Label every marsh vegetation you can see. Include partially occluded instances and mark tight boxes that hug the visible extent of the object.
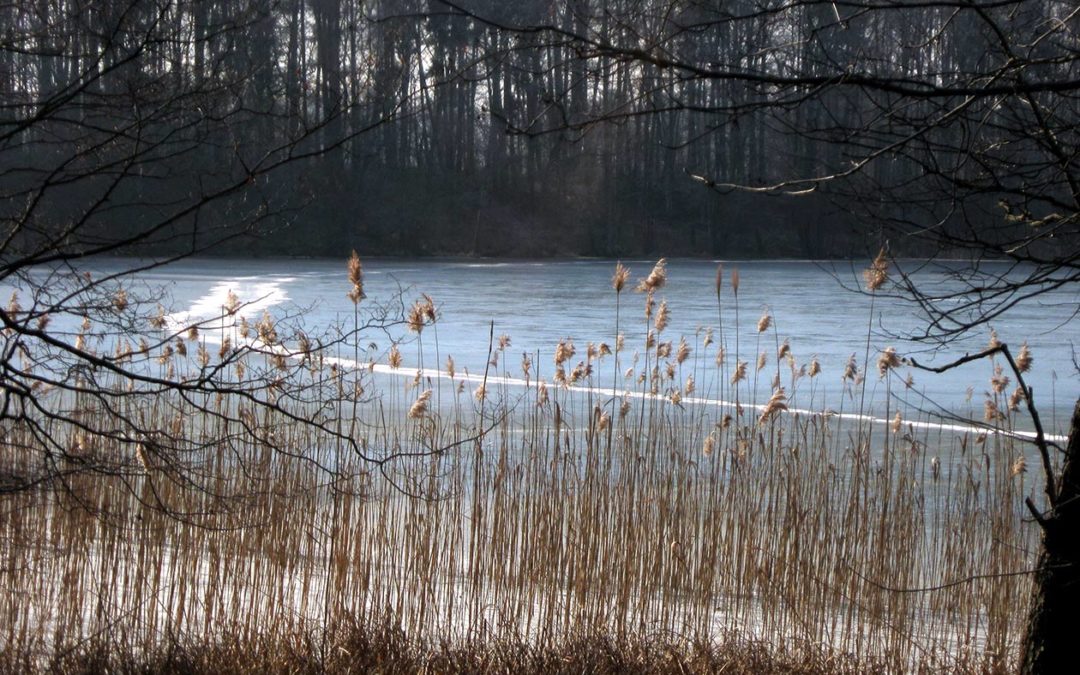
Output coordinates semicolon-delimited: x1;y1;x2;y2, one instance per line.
0;257;1054;673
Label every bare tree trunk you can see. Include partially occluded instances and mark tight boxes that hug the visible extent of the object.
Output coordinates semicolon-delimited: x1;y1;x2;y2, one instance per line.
1021;397;1080;674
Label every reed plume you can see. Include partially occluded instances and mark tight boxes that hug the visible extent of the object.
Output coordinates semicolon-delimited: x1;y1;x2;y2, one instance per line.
863;248;889;292
757;310;771;333
676;338;689;365
843;354;858;381
1008;386;1025;411
1011;456;1027;477
636;258;667;292
407;301;426;333
347;251;365;303
702;433;716;457
149;305;167;329
731;360;747;384
1016;342;1032;372
877;347;901;377
225;290;241;315
113;288;128;313
655;300;670;333
991;364;1010;394
612;262;630;293
759;388;787;424
408;389;432;419
554;339;575;366
777;339;790;360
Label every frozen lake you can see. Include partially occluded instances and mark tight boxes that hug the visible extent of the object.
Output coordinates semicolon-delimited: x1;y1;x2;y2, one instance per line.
6;256;1077;435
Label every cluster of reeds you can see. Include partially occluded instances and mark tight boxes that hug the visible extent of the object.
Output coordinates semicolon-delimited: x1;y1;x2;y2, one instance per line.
0;256;1048;673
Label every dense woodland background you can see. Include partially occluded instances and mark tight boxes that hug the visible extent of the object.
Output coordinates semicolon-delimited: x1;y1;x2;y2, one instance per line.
2;0;1076;258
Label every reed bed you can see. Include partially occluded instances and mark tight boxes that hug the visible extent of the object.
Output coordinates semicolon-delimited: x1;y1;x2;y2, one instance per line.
0;259;1046;673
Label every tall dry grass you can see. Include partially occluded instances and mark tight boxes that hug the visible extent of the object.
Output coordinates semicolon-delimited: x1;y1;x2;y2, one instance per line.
0;259;1047;673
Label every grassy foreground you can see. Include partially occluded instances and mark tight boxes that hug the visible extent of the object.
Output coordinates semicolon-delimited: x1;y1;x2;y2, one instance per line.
10;620;902;674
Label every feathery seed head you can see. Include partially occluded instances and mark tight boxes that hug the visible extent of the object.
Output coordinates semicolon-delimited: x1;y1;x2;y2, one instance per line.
407;301;426;333
703;434;716;457
1008;385;1025;411
657;341;672;360
759;388;788;424
756;310;771;333
676;337;690;365
778;339;790;360
863;248;889;292
731;360;747;384
654;300;670;333
843;354;858;382
225;290;241;315
347;250;365;303
409;389;432;419
636;258;667;293
991;363;1010;394
554;339;575;366
597;410;611;431
113;289;128;313
1011;456;1027;477
149;305;167;330
421;294;437;322
612;262;630;293
877;347;902;377
1016;342;1032;372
